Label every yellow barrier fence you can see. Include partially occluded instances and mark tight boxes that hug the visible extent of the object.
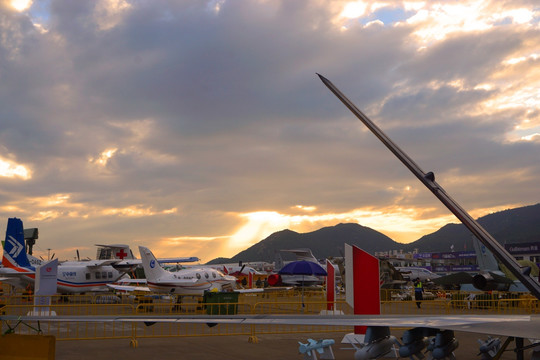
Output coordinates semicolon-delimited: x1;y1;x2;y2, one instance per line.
1;290;538;346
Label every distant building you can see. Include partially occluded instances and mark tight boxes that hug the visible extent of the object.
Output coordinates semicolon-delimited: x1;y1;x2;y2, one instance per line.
504;241;540;265
378;240;540;275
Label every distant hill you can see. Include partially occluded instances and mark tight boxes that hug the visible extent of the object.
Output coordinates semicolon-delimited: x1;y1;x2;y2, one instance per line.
207;203;540;264
207;223;400;264
402;203;540;252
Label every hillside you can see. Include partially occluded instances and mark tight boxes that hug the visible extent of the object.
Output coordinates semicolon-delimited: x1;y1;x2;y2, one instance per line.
208;223;400;264
207;203;540;264
403;203;540;252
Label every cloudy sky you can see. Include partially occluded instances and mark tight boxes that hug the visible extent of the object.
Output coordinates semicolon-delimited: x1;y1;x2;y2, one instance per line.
1;0;539;262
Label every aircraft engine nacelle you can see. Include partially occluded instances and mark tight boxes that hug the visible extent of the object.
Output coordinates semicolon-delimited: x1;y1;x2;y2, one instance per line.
353;327;397;360
473;273;509;291
267;274;282;286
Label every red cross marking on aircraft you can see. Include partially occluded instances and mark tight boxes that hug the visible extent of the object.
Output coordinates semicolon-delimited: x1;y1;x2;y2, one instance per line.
116;249;128;260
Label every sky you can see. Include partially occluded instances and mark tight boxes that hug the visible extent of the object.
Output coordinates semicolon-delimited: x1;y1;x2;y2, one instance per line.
0;0;539;263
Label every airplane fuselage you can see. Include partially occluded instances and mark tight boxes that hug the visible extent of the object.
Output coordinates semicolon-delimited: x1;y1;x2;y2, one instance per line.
4;263;129;293
147;267;236;295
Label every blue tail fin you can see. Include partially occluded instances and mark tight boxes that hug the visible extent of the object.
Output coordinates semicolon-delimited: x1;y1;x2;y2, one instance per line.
2;217;33;269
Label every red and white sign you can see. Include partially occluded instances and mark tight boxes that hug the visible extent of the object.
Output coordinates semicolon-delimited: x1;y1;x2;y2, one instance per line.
345;244;380;334
326;259;336;311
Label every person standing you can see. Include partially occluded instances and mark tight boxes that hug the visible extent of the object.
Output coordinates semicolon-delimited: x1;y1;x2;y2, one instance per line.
414;277;424;308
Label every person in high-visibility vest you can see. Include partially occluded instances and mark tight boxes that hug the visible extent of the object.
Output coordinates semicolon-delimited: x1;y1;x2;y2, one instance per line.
414;277;424;308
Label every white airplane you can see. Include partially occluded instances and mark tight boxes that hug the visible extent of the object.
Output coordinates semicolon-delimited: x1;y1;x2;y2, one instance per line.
179;263;264;279
95;243;200;264
0;218;134;293
107;246;238;296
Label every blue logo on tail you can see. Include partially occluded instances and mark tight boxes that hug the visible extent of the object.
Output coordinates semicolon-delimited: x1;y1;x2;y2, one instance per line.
4;218;33;270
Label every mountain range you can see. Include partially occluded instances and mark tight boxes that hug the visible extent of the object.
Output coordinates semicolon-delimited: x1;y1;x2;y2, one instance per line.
207;203;540;264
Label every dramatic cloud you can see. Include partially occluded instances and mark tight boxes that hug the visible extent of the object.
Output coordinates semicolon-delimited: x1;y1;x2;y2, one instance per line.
0;0;539;261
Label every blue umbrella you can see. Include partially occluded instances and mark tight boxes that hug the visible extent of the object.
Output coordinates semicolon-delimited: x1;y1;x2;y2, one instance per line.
279;261;327;310
279;260;328;276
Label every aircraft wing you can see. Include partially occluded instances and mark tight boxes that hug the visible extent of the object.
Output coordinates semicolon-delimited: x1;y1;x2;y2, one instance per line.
156;257;200;263
111;257;200;268
84;260;119;268
432;271;516;292
155;278;198;285
487;271;515;285
0;267;35;276
0;267;33;288
1;314;538;339
107;284;151;292
0;277;25;287
110;260;141;269
432;272;474;286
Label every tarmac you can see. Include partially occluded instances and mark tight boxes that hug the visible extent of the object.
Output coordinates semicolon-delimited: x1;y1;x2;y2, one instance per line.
54;330;534;359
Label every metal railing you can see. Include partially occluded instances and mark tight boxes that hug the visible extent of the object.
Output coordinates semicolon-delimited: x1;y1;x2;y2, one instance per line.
1;289;538;346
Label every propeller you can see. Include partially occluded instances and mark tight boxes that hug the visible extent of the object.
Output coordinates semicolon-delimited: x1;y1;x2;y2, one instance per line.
77;249;80;261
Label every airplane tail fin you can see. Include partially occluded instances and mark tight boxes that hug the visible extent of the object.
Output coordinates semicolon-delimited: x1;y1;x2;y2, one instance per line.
138;246;169;282
274;251;284;271
111;245;135;260
2;217;33;269
471;236;500;272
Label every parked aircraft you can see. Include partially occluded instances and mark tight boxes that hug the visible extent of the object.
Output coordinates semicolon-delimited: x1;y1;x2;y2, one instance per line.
2;76;539;359
95;243;200;265
107;246;237;295
396;266;441;282
433;236;538;292
0;218;133;293
180;263;263;278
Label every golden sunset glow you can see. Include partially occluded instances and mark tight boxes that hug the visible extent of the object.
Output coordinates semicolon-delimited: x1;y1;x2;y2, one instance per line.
102;206;178;217
155;235;230;261
10;0;32;12
294;205;317;212
215;206;459;259
90;148;118;166
1;1;538;263
0;157;31;179
340;1;368;19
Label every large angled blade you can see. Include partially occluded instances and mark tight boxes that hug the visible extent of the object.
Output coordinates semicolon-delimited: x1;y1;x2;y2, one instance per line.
317;73;540;300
